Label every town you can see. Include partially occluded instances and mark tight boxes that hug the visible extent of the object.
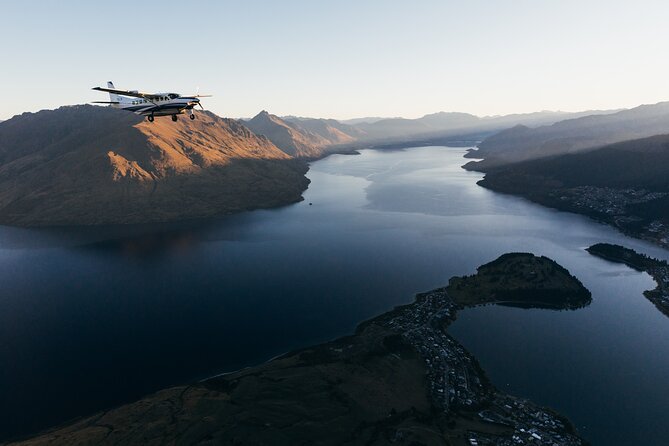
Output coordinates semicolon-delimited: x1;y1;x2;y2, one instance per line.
379;287;584;445
553;186;669;248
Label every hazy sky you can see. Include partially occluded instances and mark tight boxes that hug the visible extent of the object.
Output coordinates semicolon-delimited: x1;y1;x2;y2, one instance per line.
3;0;669;120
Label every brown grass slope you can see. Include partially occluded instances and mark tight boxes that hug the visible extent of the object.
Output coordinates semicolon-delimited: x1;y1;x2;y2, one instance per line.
0;105;309;226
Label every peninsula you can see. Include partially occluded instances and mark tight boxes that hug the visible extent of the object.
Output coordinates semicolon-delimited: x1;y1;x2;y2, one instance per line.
587;243;669;317
10;254;590;446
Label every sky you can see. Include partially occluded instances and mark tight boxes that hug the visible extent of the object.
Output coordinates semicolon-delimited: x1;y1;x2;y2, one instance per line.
2;0;669;121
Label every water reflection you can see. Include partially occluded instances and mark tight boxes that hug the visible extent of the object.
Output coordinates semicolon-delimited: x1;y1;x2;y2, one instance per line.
76;231;198;258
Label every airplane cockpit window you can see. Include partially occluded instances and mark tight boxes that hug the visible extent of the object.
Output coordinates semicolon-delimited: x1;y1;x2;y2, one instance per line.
169;93;179;99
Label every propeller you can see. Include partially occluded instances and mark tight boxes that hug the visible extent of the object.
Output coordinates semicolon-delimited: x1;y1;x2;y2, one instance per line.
185;87;212;111
185;86;213;98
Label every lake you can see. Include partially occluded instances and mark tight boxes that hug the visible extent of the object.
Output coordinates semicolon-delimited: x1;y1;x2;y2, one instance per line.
1;146;667;445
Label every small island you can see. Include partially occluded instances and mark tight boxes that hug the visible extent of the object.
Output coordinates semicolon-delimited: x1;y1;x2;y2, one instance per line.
11;254;589;446
587;243;669;318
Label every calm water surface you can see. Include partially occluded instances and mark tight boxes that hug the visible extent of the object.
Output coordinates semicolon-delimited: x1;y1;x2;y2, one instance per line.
1;147;667;444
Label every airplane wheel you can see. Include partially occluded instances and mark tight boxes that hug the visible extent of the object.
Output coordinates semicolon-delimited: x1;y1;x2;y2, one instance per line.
171;115;178;122
147;115;154;122
189;114;195;120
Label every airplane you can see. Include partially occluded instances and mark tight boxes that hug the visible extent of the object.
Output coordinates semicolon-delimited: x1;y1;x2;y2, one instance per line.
92;81;211;122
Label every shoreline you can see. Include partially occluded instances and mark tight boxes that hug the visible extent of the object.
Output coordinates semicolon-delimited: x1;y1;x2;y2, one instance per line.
462;154;669;251
587;243;669;317
9;253;589;446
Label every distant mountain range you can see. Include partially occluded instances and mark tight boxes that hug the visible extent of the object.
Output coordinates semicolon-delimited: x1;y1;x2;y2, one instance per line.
0;106;309;226
467;101;669;169
344;109;617;143
242;109;619;156
338;116;397;125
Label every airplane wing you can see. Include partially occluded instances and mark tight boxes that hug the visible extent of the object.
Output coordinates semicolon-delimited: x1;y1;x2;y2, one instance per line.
92;86;159;99
91;101;120;104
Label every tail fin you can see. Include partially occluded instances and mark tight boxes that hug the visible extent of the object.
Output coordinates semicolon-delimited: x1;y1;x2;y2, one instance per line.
107;81;120;103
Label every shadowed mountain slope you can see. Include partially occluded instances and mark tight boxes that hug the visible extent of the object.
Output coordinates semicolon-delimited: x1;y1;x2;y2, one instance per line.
468;101;669;169
475;133;669;247
479;133;669;191
0;106;309;226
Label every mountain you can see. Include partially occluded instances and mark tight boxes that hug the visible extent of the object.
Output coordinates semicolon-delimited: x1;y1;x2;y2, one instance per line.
480;133;669;192
282;116;365;144
243;111;331;158
468;101;669;169
339;116;397;125
353;112;478;141
476;133;669;247
349;109;617;143
0;105;309;226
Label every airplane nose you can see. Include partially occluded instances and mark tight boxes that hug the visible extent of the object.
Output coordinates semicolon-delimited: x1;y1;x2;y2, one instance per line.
190;97;203;110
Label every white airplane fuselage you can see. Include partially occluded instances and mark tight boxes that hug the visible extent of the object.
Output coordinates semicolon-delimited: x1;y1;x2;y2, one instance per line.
93;82;208;122
113;93;201;117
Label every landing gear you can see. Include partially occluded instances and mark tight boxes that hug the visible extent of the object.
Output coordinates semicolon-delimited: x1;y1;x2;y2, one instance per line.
147;114;154;122
171;114;178;122
189;113;196;120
